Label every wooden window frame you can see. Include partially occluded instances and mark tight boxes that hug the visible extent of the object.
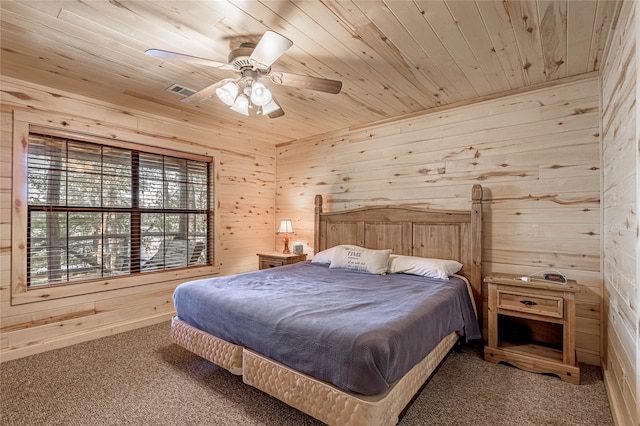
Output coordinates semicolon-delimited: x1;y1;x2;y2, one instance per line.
11;114;219;305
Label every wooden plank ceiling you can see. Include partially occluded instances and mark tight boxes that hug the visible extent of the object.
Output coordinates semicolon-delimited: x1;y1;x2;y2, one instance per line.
0;0;621;144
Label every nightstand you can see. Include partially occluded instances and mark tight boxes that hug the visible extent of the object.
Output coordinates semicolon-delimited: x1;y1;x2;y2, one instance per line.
257;252;307;270
483;272;580;384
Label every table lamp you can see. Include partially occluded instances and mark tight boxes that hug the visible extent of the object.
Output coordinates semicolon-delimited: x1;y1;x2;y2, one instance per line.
278;219;293;253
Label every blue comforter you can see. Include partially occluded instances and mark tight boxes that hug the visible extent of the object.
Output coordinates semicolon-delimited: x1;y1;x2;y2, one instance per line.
173;261;480;395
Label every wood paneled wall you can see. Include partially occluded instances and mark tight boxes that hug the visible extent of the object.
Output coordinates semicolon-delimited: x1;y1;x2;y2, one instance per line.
0;77;276;361
600;1;639;424
276;76;602;366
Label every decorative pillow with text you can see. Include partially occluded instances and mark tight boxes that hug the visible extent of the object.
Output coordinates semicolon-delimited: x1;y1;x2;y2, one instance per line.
329;246;392;275
311;245;360;264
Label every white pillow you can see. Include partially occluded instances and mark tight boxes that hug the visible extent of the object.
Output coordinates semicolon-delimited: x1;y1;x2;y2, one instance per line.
311;245;360;264
387;255;462;279
329;246;392;275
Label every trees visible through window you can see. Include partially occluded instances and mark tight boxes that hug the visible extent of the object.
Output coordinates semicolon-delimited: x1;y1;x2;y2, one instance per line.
27;133;213;287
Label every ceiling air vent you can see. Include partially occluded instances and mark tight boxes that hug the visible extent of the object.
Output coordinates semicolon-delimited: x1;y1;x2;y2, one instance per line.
166;83;197;97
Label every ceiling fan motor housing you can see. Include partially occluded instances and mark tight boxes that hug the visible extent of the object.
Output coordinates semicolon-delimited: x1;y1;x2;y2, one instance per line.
229;43;270;74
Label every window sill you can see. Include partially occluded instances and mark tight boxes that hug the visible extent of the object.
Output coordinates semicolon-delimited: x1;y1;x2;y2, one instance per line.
11;265;219;306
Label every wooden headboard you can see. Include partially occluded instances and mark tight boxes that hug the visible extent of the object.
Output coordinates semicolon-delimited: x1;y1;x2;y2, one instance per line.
314;185;483;311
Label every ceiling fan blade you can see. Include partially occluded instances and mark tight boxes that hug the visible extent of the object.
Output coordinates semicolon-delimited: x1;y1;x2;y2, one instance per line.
181;78;236;104
145;49;236;71
268;108;285;119
269;72;342;94
267;108;284;118
249;31;293;69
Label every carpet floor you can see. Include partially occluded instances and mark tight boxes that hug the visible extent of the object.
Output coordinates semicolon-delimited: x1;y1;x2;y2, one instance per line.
1;321;614;425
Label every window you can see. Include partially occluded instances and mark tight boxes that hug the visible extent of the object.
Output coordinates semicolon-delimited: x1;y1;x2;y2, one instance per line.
26;132;213;288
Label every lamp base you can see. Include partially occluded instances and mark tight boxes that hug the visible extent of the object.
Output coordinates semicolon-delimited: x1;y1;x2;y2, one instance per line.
282;236;291;254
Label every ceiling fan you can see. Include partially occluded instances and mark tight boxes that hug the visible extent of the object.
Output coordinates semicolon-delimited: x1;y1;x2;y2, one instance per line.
146;31;342;118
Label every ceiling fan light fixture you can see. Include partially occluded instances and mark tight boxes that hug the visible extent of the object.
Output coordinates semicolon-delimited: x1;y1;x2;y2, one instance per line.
216;81;239;106
230;94;250;116
147;30;342;119
261;98;281;115
250;82;272;106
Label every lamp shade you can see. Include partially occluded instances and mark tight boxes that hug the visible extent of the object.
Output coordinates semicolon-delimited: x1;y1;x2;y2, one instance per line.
261;98;281;115
216;81;239;106
250;82;273;106
230;94;250;116
278;219;293;234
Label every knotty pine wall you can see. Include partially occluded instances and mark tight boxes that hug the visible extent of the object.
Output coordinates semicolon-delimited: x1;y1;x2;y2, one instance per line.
0;77;276;361
600;1;639;424
276;76;602;366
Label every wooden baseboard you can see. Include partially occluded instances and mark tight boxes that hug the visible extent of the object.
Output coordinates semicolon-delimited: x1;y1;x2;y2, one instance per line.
0;312;174;363
602;367;637;426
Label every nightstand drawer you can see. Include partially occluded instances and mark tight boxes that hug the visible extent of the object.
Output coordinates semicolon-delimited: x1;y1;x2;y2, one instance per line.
497;290;563;319
257;253;307;270
260;258;286;269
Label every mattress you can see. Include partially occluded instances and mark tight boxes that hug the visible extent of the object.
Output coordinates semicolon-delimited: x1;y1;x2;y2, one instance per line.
173;261;480;395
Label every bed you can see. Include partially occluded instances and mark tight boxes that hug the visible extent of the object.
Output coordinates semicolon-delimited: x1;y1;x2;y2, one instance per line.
171;184;483;425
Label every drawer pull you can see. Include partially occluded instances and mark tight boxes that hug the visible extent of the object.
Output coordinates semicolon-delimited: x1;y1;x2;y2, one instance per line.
520;300;537;307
